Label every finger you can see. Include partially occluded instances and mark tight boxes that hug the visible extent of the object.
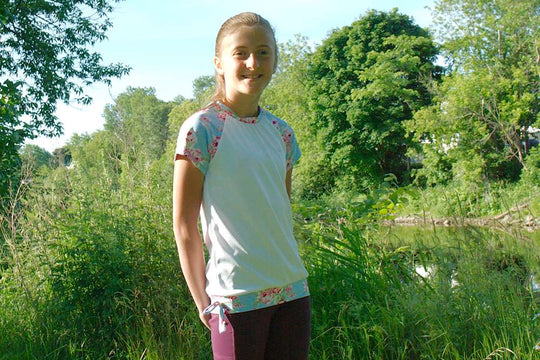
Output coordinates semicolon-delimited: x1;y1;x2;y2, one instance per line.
200;313;211;330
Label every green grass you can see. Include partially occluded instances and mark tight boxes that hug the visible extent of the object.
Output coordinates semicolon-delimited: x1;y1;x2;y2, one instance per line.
396;178;540;220
304;217;539;359
1;186;538;359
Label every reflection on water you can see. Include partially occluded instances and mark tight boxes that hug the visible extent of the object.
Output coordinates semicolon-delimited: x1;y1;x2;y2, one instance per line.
531;274;540;293
384;225;539;353
414;265;460;287
414;265;434;279
414;264;540;291
388;225;539;293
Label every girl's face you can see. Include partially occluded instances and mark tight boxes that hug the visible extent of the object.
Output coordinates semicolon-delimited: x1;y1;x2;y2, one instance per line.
214;25;276;103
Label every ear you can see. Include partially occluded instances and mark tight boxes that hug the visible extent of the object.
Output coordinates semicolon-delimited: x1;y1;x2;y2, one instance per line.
272;49;278;74
214;56;224;75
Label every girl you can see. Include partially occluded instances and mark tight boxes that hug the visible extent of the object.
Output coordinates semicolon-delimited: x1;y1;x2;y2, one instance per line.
172;12;311;360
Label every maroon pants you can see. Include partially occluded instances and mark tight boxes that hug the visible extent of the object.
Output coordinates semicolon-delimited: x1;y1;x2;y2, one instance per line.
209;296;311;360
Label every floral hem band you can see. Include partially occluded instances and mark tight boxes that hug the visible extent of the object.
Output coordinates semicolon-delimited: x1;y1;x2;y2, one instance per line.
203;278;310;333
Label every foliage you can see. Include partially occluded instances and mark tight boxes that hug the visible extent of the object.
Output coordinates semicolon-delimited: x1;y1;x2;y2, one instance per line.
1;4;539;359
103;87;173;166
521;145;540;187
192;75;215;99
0;0;130;200
306;9;440;193
0;84;214;357
19;144;53;171
261;35;325;198
303;194;538;359
167;75;216;147
0;129;22;200
0;0;130;138
3;140;537;359
405;0;540;186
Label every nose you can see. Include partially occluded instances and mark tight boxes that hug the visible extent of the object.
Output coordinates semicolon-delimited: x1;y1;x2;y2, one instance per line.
245;53;258;69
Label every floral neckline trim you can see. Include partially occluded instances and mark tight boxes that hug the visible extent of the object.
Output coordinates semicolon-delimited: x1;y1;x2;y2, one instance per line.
214;101;262;124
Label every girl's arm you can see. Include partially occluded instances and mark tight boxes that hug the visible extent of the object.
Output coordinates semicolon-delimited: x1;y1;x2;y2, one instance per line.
172;157;211;329
286;168;293;199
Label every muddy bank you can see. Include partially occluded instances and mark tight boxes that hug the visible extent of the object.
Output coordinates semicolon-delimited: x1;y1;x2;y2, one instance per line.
390;215;538;230
389;202;539;231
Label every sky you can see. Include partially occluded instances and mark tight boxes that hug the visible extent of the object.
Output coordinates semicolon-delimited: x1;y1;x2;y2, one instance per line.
28;0;436;152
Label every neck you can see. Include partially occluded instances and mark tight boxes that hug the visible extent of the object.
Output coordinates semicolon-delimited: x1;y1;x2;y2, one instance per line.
222;95;260;118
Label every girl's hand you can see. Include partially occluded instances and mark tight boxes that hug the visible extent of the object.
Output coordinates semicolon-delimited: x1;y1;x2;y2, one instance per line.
199;310;211;330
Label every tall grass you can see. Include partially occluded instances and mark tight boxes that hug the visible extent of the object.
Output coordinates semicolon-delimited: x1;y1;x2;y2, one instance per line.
301;191;539;359
1;175;538;359
397;177;539;220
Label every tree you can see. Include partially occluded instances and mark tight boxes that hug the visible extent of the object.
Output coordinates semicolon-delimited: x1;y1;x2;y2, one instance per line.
192;75;215;99
306;9;440;193
261;35;322;198
0;0;130;199
406;0;539;186
168;75;219;145
19;144;52;171
103;87;172;166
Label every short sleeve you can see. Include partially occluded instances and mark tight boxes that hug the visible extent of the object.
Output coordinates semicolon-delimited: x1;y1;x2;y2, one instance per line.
175;114;211;174
269;114;302;171
286;127;301;171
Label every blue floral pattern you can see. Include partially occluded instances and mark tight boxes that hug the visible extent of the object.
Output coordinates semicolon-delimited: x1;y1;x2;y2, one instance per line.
176;102;301;174
210;278;309;314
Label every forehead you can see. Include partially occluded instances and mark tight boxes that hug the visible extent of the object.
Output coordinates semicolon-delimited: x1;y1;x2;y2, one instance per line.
220;24;275;50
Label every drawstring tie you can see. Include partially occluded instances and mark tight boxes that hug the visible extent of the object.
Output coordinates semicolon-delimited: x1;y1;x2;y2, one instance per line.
202;302;229;333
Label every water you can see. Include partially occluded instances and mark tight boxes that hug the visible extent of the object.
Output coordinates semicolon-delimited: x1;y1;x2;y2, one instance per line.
531;274;540;294
382;224;540;292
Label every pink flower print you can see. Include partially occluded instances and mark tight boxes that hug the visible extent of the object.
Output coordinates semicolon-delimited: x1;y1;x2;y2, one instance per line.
207;103;221;112
271;120;280;130
228;296;244;310
184;148;203;164
258;290;273;304
258;287;282;304
208;136;221;159
218;110;232;121
185;130;196;145
282;129;293;147
239;117;257;124
284;285;297;300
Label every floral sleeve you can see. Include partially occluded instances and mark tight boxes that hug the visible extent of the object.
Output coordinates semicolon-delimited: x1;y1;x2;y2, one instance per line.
271;118;302;171
287;127;301;171
175;114;211;175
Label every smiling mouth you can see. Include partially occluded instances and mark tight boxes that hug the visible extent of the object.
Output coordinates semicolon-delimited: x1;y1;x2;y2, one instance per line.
242;75;262;79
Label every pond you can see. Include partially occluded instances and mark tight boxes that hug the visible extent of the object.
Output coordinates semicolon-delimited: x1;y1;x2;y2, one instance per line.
306;221;540;358
380;224;540;294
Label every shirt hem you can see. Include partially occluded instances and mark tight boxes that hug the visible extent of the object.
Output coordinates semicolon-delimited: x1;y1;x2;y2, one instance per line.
207;278;310;314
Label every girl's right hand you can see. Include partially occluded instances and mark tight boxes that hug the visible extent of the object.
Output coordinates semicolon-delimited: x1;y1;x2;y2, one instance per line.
199;310;211;330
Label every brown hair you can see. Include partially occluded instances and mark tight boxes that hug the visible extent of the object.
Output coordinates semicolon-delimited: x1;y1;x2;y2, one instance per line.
213;12;278;102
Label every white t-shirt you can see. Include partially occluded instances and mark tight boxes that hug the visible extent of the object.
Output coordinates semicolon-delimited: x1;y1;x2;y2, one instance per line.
175;101;308;300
